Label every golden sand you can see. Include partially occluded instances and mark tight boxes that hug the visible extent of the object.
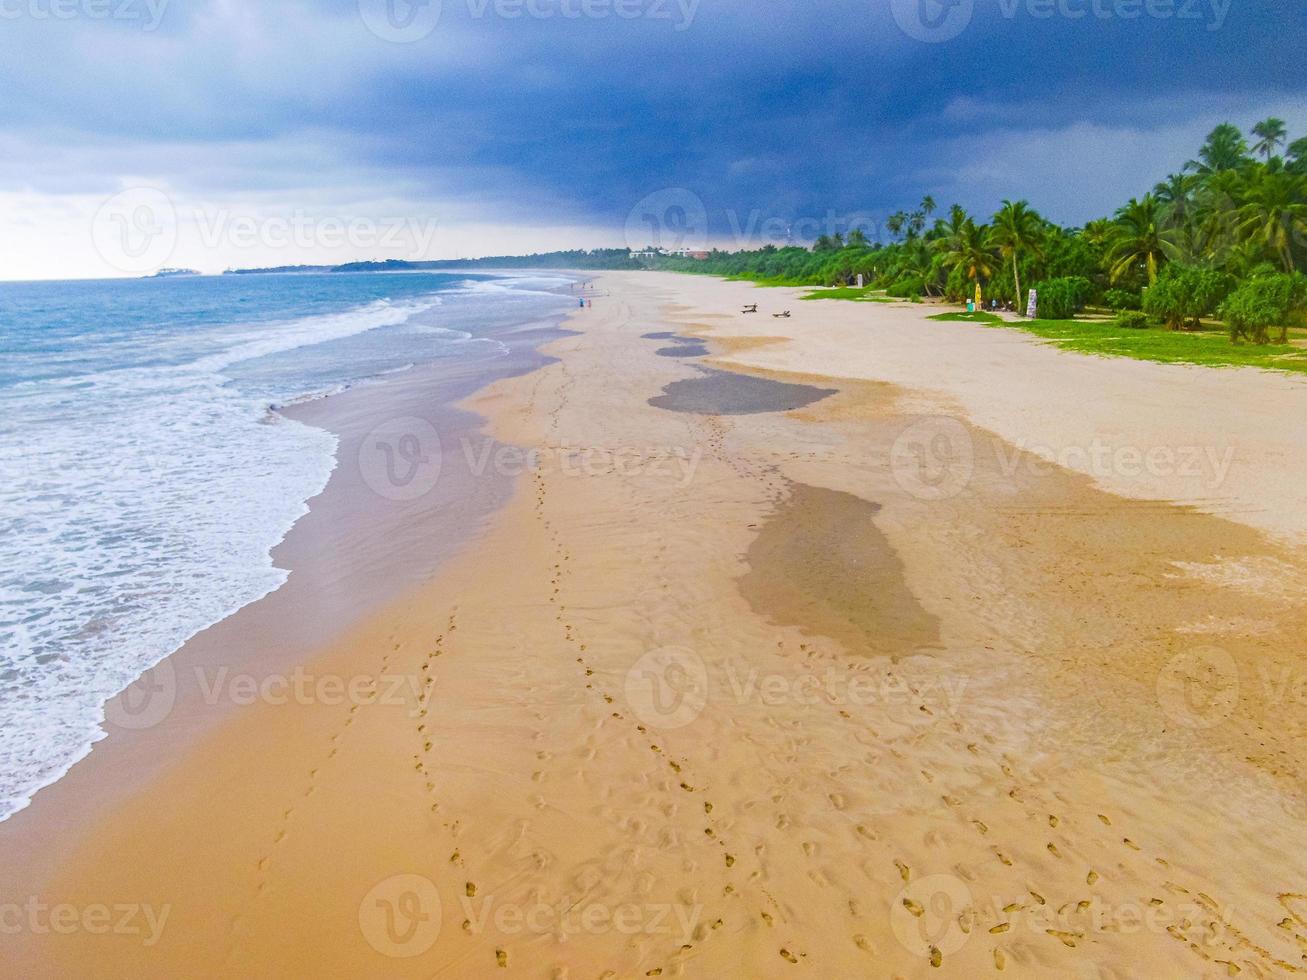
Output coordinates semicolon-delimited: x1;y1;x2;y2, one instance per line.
3;273;1306;978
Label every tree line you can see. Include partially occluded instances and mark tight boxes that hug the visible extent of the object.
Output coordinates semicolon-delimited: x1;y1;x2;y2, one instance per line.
654;120;1307;344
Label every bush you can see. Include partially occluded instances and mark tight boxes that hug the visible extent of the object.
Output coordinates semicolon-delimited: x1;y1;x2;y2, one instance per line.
886;275;926;298
1142;265;1235;330
1220;271;1307;344
1114;310;1150;330
1033;276;1093;319
1103;288;1142;311
943;265;968;303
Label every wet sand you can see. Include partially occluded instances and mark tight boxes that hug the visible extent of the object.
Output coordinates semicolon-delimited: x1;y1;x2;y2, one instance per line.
650;367;837;415
643;331;711;358
738;482;941;658
2;272;1306;978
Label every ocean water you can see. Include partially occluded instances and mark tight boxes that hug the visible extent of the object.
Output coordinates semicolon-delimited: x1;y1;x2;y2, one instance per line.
0;270;577;821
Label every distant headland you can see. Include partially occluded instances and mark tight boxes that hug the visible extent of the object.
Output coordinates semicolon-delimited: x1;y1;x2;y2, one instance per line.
222;251;645;275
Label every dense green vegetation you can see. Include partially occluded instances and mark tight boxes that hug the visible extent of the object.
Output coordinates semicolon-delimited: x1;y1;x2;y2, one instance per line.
653;120;1307;349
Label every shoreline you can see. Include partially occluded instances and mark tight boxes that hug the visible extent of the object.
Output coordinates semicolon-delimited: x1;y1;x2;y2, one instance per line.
0;275;574;827
0;310;571;875
3;271;1306;977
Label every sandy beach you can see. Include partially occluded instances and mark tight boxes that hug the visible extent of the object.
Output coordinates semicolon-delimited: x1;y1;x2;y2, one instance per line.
3;271;1307;978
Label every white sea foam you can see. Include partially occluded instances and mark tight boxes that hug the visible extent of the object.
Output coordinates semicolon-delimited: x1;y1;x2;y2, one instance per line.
0;280;564;821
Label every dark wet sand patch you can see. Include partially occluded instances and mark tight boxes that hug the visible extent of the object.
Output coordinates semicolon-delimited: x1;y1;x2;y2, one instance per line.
738;481;939;657
649;368;836;415
641;331;711;357
656;343;710;358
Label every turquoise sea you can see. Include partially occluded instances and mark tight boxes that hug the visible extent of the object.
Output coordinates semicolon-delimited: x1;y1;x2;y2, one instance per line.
0;270;576;820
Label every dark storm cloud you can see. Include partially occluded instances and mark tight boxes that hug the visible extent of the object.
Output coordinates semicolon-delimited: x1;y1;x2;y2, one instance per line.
0;0;1302;245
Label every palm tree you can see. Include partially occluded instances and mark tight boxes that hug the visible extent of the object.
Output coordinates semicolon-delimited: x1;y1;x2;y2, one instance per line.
1153;171;1196;229
1222;238;1271;279
1288;137;1307;175
1080;218;1114;247
1186;123;1250;176
900;239;937;292
933;204;969;243
886;211;906;241
921;195;937;218
1250;118;1288;160
1237;172;1307;271
907;210;926;239
1106;195;1166;286
1187;168;1247;264
935;217;994;297
1160;218;1223;268
987;199;1043;313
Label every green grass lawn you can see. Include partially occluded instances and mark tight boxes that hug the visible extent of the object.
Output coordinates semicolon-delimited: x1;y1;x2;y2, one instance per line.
800;286;894;302
928;311;1307;375
929;310;1002;323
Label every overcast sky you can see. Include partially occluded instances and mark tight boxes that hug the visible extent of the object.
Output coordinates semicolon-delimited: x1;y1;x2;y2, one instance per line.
0;0;1303;278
